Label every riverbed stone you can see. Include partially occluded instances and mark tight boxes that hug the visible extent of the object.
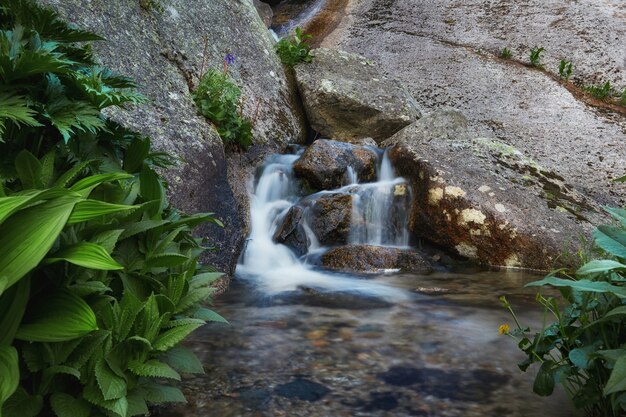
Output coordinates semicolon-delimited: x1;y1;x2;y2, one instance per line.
293;139;378;190
319;245;433;273
43;0;307;275
294;48;421;143
308;193;353;245
387;120;608;270
273;206;310;256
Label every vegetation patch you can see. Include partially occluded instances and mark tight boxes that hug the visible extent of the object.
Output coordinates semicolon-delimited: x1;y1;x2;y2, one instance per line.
0;1;226;416
275;27;313;68
501;207;626;417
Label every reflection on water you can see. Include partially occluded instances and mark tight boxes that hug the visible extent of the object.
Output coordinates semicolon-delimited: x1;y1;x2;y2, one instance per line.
159;269;577;417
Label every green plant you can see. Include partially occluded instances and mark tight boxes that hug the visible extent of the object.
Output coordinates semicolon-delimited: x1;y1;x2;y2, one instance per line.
139;0;165;13
0;1;226;416
620;89;626;106
585;81;612;100
500;207;626;417
529;46;545;67
501;47;512;59
559;59;573;82
274;27;313;68
192;68;253;149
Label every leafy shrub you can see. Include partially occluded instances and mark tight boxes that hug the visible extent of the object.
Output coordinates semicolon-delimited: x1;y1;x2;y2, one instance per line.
192;68;253;150
0;1;226;416
500;47;512;59
584;81;613;101
501;207;626;417
559;59;573;82
529;46;545;67
275;27;313;68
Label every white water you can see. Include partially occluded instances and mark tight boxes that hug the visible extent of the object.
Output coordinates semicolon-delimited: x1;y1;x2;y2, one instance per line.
236;151;412;301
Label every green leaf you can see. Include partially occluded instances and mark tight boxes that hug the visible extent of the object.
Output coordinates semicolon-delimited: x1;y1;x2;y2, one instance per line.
66;331;110;369
0;195;78;295
126;390;149;417
67;200;138;224
0;92;41;139
0;188;74;226
177;287;214;313
577;260;626;276
2;387;43;417
119;220;168;240
604;354;626;395
0;346;19;412
123;137;150;173
194;307;228;324
128;360;181;380
594;225;626;259
82;383;128;417
0;277;30;345
605;206;626;227
53;160;95;187
69;281;111;297
95;359;127;401
16;290;98;342
190;272;223;289
533;360;555;396
46;242;124;270
161;347;204;374
569;347;593;370
605;306;626;320
15;149;43;189
90;229;124;254
50;393;91;417
69;173;133;194
145;253;189;268
39;150;56;188
139;165;163;214
153;323;204;352
167;212;223;230
526;276;626;298
139;382;186;404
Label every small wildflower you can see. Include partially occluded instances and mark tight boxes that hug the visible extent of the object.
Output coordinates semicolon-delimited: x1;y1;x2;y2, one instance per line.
499;324;510;335
224;53;236;65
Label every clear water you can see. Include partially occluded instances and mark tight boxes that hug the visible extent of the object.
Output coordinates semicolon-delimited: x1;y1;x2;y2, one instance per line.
159;269;576;417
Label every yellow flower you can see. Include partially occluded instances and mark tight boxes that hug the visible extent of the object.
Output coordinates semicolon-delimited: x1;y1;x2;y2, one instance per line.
499;324;510;335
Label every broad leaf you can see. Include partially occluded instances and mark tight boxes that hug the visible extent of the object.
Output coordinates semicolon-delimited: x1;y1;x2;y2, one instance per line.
128;360;180;380
145;253;189;268
139;382;186;404
2;387;43;417
153;323;204;352
161;347;204;374
577;260;626;276
67;200;138;224
46;242;124;270
95;359;127;401
0;346;19;412
526;276;626;298
15;149;42;189
594;225;626;259
50;393;91;417
16;290;97;342
604;355;626;395
0;195;78;295
0;277;30;345
194;307;228;324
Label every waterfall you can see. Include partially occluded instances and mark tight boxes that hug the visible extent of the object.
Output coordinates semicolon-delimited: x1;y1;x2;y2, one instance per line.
236;150;411;301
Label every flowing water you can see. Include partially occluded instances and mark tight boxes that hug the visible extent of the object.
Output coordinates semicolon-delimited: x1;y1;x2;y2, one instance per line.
158;151;576;417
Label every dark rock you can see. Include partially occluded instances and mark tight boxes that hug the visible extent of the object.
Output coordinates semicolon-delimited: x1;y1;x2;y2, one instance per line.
319;245;433;274
379;366;509;402
293;139;377;190
387;115;608;270
308;193;353;245
274;378;330;402
43;0;307;275
294;48;421;143
273;206;310;256
237;387;272;411
253;0;273;27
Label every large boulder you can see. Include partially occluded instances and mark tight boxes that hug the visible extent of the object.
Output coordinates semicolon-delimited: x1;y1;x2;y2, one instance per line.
319;245;433;274
293;139;378;190
43;0;307;274
294;48;421;143
386;111;608;270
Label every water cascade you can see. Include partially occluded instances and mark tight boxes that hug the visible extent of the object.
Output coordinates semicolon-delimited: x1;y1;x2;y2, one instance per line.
236;149;413;301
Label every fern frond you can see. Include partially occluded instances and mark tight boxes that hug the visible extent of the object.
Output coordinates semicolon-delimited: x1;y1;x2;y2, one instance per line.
0;92;41;140
72;67;147;110
44;98;104;142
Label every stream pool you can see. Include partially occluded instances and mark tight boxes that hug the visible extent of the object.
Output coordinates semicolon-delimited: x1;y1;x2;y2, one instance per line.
158;268;576;417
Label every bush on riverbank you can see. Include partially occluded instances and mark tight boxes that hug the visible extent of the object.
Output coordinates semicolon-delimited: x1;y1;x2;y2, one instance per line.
502;208;626;417
0;1;224;415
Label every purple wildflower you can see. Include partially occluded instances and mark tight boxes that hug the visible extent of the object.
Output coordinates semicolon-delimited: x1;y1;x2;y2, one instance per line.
225;53;236;65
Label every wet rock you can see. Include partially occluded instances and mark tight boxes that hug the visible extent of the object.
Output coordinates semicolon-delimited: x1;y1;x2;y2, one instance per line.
258;288;394;309
44;0;307;275
319;245;433;274
379;366;509;402
274;378;331;402
388;119;608;270
294;48;421;143
253;0;273;27
237;387;272;411
293;139;377;190
273;206;309;256
308;193;353;245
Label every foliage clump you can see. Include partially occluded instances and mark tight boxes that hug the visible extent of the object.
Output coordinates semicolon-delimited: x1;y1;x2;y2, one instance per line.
275;27;313;68
0;1;226;416
192;66;253;150
529;46;544;67
501;207;626;417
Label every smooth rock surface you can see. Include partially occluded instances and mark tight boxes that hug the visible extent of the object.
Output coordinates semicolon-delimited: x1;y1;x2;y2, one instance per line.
42;0;307;274
322;0;626;207
319;245;433;273
273;206;310;257
294;48;421;143
293;139;377;190
388;118;609;270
